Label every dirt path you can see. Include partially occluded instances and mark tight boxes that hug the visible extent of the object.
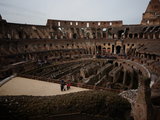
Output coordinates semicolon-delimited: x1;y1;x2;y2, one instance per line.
0;77;88;96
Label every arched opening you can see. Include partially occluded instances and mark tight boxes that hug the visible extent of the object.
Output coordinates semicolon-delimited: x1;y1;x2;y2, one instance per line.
115;62;118;67
123;45;126;54
97;32;101;39
107;48;111;53
129;34;133;39
103;32;106;38
152;55;156;60
150;34;153;39
92;32;96;39
73;33;77;39
134;33;138;39
18;31;23;39
118;30;124;39
86;32;90;39
112;45;115;54
116;46;121;54
102;47;106;55
108;28;112;39
96;45;102;55
139;33;143;39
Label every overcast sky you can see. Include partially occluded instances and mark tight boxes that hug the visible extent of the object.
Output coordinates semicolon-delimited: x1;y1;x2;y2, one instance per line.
0;0;150;25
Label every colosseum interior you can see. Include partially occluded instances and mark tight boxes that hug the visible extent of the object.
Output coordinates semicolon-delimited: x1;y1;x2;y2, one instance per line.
0;0;160;120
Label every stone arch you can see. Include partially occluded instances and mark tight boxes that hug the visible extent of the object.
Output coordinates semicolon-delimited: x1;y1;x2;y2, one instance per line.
96;45;102;55
129;34;133;39
116;45;121;54
103;31;106;38
73;33;77;39
134;33;138;39
118;30;124;39
18;31;23;39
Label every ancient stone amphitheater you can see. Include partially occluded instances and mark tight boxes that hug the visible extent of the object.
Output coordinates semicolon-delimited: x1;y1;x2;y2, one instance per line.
0;0;160;120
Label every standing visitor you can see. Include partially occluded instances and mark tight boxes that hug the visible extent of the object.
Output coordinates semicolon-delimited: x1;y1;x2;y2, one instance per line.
67;81;71;90
60;80;65;91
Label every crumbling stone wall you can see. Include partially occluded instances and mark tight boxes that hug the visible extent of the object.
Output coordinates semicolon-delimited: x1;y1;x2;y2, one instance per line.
133;77;153;120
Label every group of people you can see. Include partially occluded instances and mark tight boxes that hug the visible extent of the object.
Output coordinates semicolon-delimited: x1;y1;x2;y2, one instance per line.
60;80;71;91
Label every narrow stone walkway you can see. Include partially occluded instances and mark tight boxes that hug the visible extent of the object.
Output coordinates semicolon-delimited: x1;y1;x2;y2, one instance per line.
0;77;88;96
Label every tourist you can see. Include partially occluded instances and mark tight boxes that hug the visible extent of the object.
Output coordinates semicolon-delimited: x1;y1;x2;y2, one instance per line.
67;82;71;90
60;80;65;91
64;83;67;91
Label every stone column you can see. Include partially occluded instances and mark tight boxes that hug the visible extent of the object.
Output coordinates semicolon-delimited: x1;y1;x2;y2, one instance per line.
114;45;116;54
95;30;97;39
123;70;127;85
101;31;103;39
153;34;156;39
143;34;145;39
106;32;108;39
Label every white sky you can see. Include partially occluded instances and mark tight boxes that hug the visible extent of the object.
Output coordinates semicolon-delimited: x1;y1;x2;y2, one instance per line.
0;0;150;25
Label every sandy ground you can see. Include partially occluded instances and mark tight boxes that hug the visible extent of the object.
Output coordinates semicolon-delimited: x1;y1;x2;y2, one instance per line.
0;77;88;96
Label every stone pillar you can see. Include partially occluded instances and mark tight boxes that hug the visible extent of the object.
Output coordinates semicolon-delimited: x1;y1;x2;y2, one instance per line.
114;45;116;54
120;43;125;55
123;70;127;85
106;32;108;39
133;77;153;120
153;34;156;39
143;34;145;39
101;31;103;39
127;34;129;39
96;30;97;39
